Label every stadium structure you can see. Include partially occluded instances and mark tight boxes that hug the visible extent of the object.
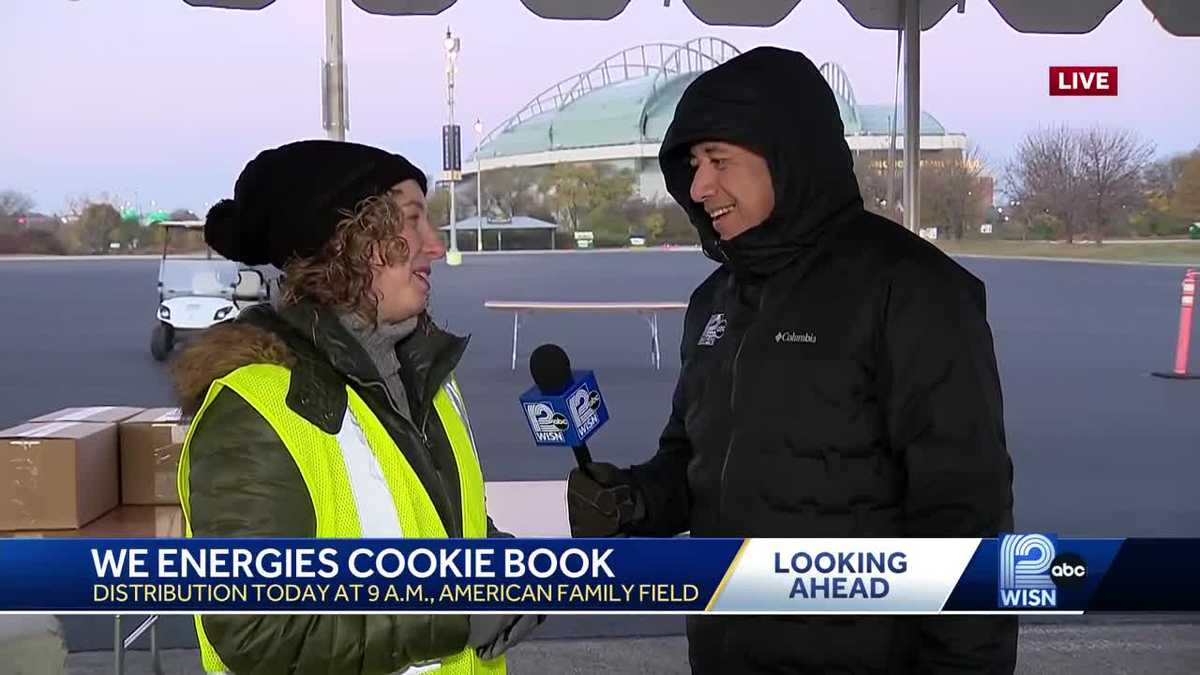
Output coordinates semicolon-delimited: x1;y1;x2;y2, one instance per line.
467;38;969;204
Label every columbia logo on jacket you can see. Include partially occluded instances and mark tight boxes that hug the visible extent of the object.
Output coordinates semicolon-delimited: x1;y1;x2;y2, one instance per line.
775;331;817;344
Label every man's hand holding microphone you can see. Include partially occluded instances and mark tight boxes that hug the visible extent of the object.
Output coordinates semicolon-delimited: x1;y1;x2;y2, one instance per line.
567;462;645;537
526;344;646;538
468;343;649;660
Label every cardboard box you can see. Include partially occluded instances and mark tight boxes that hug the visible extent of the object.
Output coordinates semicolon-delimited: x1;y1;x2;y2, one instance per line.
0;421;119;530
0;505;184;539
118;408;188;505
30;406;144;424
81;505;184;538
0;504;184;535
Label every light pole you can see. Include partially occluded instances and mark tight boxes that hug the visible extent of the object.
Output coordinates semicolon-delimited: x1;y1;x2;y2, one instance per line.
474;118;483;252
323;0;347;141
444;27;462;266
902;0;920;233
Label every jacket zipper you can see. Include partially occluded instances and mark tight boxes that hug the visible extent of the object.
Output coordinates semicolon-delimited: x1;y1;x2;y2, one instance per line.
347;375;431;446
717;335;746;526
717;284;767;528
344;342;463;529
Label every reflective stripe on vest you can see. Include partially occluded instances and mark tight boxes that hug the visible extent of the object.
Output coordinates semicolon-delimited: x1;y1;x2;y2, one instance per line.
177;363;504;675
337;406;405;538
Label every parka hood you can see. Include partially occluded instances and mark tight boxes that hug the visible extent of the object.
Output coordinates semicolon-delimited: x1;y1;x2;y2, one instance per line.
659;46;864;278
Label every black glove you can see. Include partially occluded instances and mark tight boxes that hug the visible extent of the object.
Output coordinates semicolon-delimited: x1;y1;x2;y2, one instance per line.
567;462;645;537
467;614;546;660
486;515;515;539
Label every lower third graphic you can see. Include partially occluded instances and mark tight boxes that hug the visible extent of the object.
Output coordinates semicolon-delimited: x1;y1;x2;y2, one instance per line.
998;534;1057;608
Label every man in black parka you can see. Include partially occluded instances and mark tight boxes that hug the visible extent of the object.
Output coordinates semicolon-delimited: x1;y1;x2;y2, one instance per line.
567;46;1019;674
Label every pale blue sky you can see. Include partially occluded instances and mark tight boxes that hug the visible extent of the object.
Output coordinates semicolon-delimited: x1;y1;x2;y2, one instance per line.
2;0;1197;213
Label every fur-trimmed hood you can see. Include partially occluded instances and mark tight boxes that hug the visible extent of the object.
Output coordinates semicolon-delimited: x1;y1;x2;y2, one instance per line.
170;321;296;416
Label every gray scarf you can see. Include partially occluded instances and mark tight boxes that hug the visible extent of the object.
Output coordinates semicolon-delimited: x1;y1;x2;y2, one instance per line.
337;312;420;422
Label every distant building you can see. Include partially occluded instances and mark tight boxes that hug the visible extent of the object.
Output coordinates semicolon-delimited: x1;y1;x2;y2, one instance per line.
468;38;969;202
14;213;63;232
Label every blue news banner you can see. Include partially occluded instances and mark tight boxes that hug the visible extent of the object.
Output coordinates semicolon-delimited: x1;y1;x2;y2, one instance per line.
0;537;1197;614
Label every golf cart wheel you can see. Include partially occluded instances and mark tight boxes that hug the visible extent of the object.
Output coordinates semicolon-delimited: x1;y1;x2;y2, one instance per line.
151;322;175;361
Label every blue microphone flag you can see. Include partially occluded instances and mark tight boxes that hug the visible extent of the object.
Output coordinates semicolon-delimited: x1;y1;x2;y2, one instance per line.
519;370;609;447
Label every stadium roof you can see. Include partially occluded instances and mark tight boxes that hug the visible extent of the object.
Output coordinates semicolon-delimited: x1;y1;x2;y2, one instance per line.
473;40;952;164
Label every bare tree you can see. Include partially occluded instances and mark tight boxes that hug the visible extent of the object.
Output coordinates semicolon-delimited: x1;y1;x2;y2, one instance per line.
1076;127;1155;243
853;156;899;221
64;194;90;220
1006;125;1085;243
427;186;450;228
168;209;200;221
921;147;990;240
1008;126;1157;243
0;190;35;231
76;203;123;254
483;167;549;219
1171;152;1200;223
1144;149;1197;201
453;180;479;221
541;163;635;232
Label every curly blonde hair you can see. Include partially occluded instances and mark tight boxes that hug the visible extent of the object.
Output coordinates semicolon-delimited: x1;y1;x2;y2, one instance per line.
280;192;411;326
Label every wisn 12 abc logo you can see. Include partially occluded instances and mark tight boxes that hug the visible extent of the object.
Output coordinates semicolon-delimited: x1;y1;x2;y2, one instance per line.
567;383;602;436
524;402;569;443
998;534;1089;608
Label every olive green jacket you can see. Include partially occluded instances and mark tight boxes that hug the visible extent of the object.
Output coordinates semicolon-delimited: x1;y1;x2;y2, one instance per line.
173;302;506;675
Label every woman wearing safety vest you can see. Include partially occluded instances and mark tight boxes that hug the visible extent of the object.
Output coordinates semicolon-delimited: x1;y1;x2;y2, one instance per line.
172;140;542;674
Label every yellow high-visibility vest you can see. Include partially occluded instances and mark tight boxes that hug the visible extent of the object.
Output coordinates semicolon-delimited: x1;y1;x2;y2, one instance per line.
178;363;504;674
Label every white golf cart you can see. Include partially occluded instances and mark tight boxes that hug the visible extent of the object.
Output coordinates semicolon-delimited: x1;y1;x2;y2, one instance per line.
151;221;269;361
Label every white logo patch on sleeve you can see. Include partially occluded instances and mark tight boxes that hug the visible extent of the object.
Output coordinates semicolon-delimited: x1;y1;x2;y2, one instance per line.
698;313;727;347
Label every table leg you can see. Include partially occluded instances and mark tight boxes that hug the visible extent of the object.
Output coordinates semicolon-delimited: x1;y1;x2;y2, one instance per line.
510;312;521;371
641;312;661;369
652;312;662;370
151;619;163;675
114;615;124;675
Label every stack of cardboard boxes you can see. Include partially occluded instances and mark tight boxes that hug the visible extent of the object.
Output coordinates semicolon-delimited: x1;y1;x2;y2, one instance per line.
119;408;189;506
0;406;190;532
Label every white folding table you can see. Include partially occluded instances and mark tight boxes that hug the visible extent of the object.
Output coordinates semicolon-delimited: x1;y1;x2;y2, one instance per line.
483;301;688;370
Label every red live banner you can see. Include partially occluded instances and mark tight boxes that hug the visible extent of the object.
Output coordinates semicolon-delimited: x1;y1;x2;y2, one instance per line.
1049;67;1118;96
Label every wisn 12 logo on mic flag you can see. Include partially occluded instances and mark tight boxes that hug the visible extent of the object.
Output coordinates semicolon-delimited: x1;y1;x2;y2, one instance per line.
519;370;608;447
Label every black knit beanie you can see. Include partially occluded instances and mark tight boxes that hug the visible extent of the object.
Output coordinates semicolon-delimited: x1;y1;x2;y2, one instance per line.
204;140;427;268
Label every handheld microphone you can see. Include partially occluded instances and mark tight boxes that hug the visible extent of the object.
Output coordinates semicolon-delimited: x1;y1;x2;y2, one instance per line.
521;343;608;469
530;344;573;396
